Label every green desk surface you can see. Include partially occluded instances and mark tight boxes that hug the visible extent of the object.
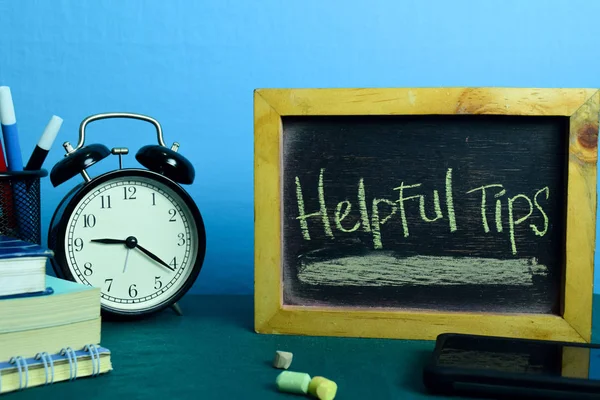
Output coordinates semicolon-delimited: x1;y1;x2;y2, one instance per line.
8;294;600;400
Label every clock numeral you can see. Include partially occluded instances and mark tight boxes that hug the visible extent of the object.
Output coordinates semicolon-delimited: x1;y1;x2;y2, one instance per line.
151;192;156;206
128;284;138;298
154;276;162;290
169;257;178;269
105;278;113;292
123;186;137;200
83;262;93;276
74;238;84;252
83;214;96;228
177;233;185;246
168;209;177;222
100;195;112;209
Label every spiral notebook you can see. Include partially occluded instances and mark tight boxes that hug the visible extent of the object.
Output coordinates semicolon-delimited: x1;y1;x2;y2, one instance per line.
0;344;112;394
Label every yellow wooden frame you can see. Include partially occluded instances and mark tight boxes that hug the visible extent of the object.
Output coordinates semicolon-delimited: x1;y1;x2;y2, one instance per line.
254;88;598;342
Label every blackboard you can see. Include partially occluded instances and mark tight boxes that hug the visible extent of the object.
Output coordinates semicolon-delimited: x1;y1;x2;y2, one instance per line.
281;114;568;314
254;87;598;342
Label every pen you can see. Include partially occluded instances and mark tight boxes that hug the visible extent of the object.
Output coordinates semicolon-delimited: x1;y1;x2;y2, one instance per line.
25;115;63;171
0;89;14;232
0;86;23;171
0;86;30;239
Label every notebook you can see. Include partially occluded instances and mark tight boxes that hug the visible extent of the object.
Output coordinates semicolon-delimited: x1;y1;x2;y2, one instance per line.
0;236;54;297
0;275;100;334
0;318;101;362
0;345;112;394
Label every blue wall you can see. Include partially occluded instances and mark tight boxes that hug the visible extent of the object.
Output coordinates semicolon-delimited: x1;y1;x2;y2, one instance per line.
1;0;599;294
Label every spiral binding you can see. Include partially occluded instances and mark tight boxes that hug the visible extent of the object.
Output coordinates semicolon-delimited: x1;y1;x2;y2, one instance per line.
35;352;55;386
2;344;104;392
60;347;78;381
84;344;101;377
9;356;28;391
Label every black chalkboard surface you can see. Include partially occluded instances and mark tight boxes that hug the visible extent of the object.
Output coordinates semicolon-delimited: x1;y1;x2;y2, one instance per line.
281;114;568;314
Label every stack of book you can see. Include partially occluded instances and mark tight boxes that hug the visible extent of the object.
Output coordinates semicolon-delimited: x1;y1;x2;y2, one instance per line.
0;236;112;394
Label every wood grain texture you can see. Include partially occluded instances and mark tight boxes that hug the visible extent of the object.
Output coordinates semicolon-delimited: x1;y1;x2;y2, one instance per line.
563;91;599;343
257;88;597;117
253;87;599;342
253;91;283;332
264;306;585;342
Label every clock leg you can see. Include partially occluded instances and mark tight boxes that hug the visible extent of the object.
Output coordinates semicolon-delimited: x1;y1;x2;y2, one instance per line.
171;302;183;316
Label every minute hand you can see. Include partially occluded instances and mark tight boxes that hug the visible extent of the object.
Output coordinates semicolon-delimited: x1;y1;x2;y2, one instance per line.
135;244;175;271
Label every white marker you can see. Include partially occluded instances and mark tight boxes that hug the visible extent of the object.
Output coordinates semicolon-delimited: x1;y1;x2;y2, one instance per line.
0;86;23;170
25;115;63;170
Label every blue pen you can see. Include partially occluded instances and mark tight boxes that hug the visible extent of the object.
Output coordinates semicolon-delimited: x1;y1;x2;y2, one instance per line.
0;86;28;240
0;87;23;171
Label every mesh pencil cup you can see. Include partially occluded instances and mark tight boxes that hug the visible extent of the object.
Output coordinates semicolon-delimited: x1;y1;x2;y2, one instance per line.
0;169;47;245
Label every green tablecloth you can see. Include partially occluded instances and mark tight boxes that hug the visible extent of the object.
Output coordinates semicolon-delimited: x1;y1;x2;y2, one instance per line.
8;294;597;399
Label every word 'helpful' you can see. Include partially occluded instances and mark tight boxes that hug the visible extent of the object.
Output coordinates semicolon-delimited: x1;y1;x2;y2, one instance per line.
294;168;549;255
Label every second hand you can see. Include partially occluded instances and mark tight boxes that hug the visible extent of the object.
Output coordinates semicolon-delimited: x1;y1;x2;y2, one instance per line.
123;248;131;273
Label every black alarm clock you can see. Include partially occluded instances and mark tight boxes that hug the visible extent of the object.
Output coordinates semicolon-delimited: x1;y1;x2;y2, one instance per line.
48;112;206;318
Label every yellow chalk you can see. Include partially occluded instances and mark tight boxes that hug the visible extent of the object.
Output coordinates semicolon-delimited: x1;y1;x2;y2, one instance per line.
308;376;337;400
308;376;328;396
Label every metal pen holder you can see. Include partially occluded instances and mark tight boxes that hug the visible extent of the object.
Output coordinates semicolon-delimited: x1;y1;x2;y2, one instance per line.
0;169;47;244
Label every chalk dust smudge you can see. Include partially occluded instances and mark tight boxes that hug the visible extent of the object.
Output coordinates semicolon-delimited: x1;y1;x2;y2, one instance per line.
297;252;547;287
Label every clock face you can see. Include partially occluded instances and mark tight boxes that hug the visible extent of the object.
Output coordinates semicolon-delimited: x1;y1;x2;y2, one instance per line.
61;173;201;314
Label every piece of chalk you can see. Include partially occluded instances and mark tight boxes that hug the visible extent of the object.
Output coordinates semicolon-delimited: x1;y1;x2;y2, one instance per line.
276;371;311;394
308;376;338;400
273;350;293;369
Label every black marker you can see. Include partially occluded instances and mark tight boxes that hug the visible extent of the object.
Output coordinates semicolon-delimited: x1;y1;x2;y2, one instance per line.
25;115;62;171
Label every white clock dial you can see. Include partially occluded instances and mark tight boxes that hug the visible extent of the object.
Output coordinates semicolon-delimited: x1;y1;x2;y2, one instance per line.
63;175;199;312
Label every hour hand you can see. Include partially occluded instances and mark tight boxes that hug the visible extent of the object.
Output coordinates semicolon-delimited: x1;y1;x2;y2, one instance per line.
91;238;126;244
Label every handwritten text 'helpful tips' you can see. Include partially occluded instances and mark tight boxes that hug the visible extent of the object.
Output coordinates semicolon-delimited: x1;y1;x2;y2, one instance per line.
294;168;549;255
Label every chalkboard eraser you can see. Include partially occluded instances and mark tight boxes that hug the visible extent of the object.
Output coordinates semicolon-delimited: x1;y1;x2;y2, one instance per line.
273;350;293;369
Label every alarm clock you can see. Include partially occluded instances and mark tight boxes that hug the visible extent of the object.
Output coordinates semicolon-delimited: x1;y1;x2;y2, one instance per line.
47;112;206;318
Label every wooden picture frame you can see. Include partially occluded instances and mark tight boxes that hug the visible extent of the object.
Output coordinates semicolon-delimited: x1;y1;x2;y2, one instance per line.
254;88;598;342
